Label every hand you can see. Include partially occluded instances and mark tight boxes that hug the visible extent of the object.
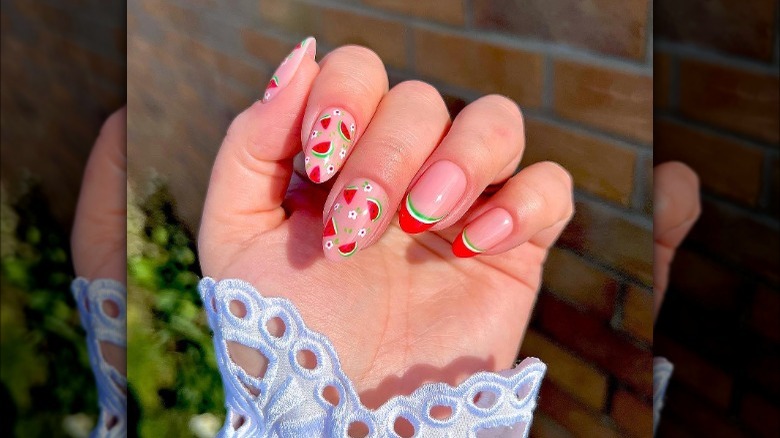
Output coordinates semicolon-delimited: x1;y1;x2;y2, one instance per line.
199;43;574;409
653;162;701;322
71;106;127;374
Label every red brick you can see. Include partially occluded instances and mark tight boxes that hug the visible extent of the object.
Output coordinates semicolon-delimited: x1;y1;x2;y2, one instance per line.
524;119;637;205
520;330;608;410
535;295;653;396
321;7;407;69
769;154;779;216
611;389;652;437
553;60;652;143
413;28;543;108
654;52;672;109
139;0;201;32
536;382;622;437
749;284;780;342
679;60;779;144
242;30;299;66
655;119;765;206
739;392;780;437
542;248;618;318
260;0;322;36
620;284;652;343
688;199;780;283
528;413;571;437
745;346;780;397
663;385;747;438
656;0;776;61
473;0;650;60
361;0;464;25
668;248;743;313
558;200;653;285
654;335;733;409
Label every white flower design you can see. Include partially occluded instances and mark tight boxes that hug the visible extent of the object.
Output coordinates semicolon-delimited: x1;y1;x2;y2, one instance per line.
358;228;367;237
333;109;342;116
311;130;318;139
325;241;333;249
264;91;271;100
304;156;310;163
339;149;346;158
347;210;357;220
350;123;356;132
364;184;373;192
327;165;335;174
334;202;340;211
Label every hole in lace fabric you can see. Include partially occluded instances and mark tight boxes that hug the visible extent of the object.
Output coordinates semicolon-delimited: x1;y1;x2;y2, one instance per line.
296;349;317;369
102;299;120;318
84;296;91;313
227;341;268;379
473;391;498;409
516;381;533;400
347;421;369;437
229;300;247;318
322;385;340;406
232;415;246;430
429;405;453;420
99;341;127;376
266;316;286;337
211;296;217;312
105;415;118;430
394;417;415;437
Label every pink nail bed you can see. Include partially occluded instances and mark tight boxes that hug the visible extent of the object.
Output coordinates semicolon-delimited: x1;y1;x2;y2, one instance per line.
452;208;513;258
262;37;316;103
322;178;387;261
304;107;356;183
399;160;467;234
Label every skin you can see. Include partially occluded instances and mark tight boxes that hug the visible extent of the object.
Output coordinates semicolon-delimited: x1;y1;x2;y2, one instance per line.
653;161;701;323
199;46;575;410
71;107;127;375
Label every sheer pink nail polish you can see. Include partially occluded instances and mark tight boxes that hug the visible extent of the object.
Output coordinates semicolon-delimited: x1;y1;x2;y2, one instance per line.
323;178;387;261
304;107;356;183
262;37;316;103
399;160;467;234
452;208;513;258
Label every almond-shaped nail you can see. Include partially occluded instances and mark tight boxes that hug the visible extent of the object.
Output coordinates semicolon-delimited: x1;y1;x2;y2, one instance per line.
323;178;387;261
452;208;513;258
305;107;356;183
262;37;316;103
399;160;467;234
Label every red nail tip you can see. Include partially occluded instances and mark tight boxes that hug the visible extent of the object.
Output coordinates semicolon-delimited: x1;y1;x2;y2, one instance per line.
451;232;479;258
398;199;435;234
309;166;321;183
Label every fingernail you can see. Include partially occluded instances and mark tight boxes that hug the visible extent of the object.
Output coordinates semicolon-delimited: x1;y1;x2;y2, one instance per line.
323;178;387;261
452;208;513;258
305;107;356;183
399;160;467;234
262;37;316;103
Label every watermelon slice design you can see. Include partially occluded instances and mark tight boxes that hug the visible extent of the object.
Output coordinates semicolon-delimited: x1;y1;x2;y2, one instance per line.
339;121;352;141
267;75;279;90
323;217;337;237
319;114;331;129
367;198;382;222
343;186;358;204
309;166;321;183
311;140;334;158
337;242;357;257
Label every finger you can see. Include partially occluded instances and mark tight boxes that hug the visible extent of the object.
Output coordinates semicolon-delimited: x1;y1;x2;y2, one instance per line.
300;46;388;183
398;95;526;234
653;161;701;319
71;106;127;283
200;38;318;257
321;81;451;261
452;161;574;257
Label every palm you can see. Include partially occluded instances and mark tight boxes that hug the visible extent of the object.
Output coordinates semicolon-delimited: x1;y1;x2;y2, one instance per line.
201;174;545;408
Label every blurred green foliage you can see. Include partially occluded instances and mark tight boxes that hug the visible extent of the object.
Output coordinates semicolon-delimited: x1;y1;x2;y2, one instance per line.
0;183;97;437
127;182;224;437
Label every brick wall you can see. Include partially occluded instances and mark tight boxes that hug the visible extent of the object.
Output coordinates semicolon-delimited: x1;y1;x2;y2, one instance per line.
654;0;780;436
128;1;653;435
0;0;126;228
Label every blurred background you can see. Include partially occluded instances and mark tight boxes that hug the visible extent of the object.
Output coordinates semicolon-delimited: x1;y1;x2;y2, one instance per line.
653;0;780;436
0;0;125;436
128;0;653;436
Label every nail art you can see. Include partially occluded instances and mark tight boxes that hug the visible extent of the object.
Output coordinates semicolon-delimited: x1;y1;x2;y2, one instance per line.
305;107;356;183
399;160;467;234
262;37;316;103
323;178;387;261
452;208;513;258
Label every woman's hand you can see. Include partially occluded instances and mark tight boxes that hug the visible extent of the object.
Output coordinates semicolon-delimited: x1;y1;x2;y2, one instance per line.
71;107;127;374
198;42;574;409
653;162;701;322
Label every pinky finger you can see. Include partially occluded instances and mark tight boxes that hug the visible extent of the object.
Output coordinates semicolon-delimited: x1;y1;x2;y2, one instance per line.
452;161;574;257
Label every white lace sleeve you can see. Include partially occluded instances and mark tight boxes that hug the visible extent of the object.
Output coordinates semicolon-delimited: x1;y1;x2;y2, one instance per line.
653;357;673;435
71;278;127;438
199;277;546;438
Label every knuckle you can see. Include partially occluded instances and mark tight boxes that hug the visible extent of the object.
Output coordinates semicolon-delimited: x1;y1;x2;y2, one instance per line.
328;45;384;70
392;80;445;110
